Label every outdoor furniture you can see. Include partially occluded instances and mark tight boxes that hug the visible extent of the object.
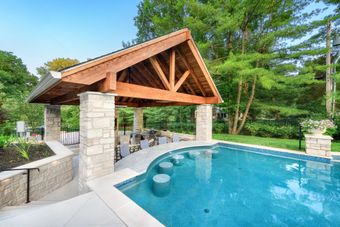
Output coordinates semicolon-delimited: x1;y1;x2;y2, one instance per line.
140;139;149;149
131;132;144;145
172;134;180;143
119;135;130;144
115;143;140;162
120;143;130;158
152;174;171;197
158;136;167;145
158;162;174;175
171;154;184;166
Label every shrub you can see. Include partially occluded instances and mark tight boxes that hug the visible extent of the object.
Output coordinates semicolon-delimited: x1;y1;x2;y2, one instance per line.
0;135;14;149
244;122;299;139
213;122;226;134
332;116;340;140
7;137;32;160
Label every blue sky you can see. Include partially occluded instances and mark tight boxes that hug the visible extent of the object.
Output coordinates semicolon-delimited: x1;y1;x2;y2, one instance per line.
0;0;336;75
0;0;140;74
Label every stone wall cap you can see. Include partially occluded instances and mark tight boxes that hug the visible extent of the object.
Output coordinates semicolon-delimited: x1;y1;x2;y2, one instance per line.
78;91;117;97
0;141;73;181
304;134;333;140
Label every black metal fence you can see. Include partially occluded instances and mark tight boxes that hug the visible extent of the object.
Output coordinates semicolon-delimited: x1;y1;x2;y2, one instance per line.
144;119;228;134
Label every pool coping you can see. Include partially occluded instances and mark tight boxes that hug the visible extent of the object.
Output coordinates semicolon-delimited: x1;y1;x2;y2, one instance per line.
87;140;336;227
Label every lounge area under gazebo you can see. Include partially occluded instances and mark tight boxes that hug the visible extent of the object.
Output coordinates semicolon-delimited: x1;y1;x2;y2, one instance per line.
27;28;222;190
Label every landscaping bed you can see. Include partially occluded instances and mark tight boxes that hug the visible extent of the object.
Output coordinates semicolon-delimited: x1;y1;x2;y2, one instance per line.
0;143;54;171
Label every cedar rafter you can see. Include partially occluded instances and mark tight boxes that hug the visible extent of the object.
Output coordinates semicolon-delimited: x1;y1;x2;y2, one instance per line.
149;57;171;90
175;47;207;96
174;70;190;92
169;49;176;91
98;72;116;92
186;40;220;99
157;51;194;94
113;81;217;104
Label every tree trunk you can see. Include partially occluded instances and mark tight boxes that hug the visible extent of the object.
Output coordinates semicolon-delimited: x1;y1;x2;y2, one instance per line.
326;20;332;116
227;73;233;134
232;80;243;134
228;115;233;134
236;76;257;134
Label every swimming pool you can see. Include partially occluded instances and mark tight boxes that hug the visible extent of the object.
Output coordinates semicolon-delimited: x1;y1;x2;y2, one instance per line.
117;144;340;226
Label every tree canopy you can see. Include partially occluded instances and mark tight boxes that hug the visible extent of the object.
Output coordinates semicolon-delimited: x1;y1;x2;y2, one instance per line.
131;0;340;134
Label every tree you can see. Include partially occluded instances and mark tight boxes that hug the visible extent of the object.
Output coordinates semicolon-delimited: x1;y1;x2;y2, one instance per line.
0;51;43;134
36;57;79;79
0;83;7;124
37;57;80;128
0;50;37;96
132;0;329;134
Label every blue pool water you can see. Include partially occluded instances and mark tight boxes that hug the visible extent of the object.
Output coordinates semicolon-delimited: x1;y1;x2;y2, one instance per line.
117;144;340;226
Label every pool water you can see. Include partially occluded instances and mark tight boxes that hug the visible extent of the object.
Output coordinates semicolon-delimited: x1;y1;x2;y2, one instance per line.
117;145;340;226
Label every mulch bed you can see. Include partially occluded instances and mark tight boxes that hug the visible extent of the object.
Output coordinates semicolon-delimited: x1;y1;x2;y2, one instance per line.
0;144;55;172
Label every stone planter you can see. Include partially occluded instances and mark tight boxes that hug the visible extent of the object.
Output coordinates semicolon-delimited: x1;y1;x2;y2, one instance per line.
309;128;326;135
0;141;74;209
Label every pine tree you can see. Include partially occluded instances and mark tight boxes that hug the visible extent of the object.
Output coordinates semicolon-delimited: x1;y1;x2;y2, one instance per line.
132;0;338;134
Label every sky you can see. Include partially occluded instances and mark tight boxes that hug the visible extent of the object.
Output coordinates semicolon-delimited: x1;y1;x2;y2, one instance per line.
0;0;140;74
0;0;337;75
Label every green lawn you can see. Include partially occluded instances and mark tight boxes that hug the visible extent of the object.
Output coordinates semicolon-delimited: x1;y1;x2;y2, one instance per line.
213;134;340;152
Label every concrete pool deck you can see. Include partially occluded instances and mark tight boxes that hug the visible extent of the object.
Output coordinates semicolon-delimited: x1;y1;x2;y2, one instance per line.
0;140;338;226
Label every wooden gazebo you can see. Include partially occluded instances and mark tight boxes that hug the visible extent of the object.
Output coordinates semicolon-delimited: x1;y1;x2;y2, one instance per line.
28;28;222;189
28;28;222;106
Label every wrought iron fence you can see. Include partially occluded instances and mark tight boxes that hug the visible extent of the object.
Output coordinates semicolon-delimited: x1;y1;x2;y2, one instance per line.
144;119;229;134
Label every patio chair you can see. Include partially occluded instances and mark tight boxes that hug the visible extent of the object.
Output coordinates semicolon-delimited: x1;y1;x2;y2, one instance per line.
119;135;130;145
158;136;167;145
172;134;180;143
120;143;130;158
140;139;149;150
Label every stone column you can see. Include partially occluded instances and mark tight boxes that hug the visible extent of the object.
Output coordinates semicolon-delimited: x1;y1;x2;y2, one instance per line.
44;105;61;141
305;134;333;157
78;92;116;191
196;104;212;141
133;107;144;133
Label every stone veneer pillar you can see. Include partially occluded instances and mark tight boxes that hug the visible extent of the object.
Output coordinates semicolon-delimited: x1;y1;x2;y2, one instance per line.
305;134;333;157
78;92;116;191
44;105;61;141
133;107;144;133
196;104;212;141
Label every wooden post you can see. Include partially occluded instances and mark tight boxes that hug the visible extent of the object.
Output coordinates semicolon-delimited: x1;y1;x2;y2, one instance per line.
169;49;176;91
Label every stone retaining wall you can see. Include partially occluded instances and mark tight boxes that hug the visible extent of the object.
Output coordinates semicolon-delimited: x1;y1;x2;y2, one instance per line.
0;141;73;209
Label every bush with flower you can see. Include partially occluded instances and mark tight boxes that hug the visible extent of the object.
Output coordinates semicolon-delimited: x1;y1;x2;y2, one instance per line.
300;119;336;135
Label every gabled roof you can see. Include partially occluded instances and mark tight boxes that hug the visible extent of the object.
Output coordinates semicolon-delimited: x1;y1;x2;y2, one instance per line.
28;28;223;107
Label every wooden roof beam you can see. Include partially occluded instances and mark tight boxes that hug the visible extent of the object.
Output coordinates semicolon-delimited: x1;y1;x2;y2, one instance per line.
62;30;189;85
113;81;217;104
174;70;190;92
157;51;194;94
187;40;221;99
149;56;171;90
118;69;127;82
175;47;206;96
131;65;158;88
169;49;175;91
140;61;166;89
98;72;116;92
